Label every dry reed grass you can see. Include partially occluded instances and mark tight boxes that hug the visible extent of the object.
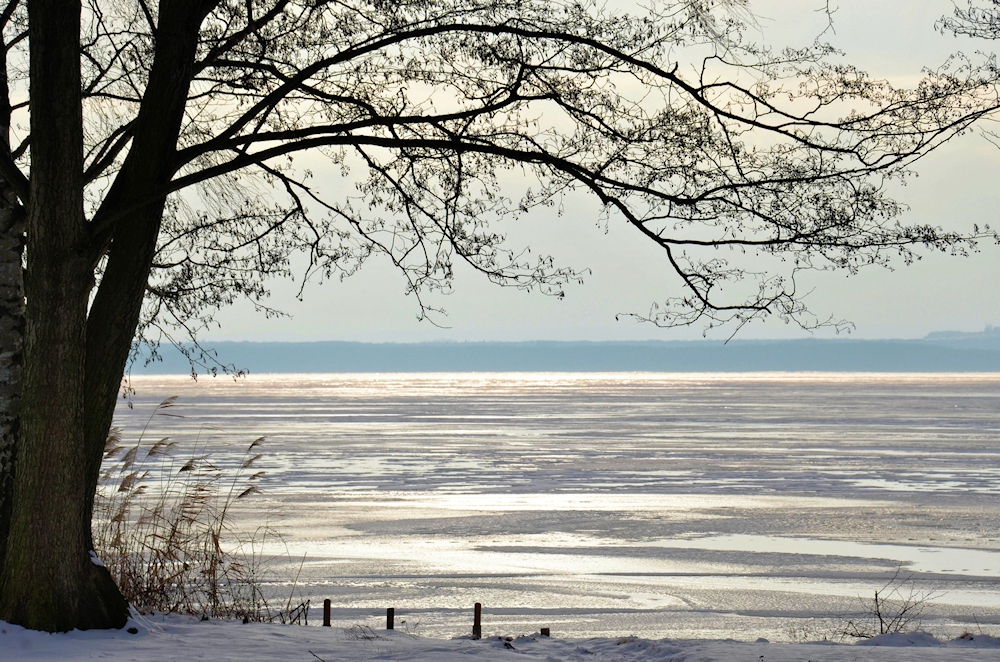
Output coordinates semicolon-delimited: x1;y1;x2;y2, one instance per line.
93;396;309;623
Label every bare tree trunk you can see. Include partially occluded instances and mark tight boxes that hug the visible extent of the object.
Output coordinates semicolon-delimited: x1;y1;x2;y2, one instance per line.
0;0;127;630
0;0;25;577
83;0;215;539
0;0;213;629
0;179;22;572
83;206;165;541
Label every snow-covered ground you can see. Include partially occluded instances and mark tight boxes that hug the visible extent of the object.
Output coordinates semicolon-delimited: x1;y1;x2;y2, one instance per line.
3;614;1000;661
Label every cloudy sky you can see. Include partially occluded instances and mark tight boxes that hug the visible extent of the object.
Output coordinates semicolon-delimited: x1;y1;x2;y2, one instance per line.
207;1;1000;343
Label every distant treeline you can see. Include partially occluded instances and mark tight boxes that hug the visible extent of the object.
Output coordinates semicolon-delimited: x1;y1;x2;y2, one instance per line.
131;335;1000;374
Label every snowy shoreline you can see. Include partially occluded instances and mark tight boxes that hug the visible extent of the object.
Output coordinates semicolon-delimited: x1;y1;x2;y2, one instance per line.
3;614;1000;661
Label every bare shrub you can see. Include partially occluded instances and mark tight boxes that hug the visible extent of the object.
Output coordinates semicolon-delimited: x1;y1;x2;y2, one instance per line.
93;397;308;623
838;570;940;639
343;624;388;641
397;617;420;637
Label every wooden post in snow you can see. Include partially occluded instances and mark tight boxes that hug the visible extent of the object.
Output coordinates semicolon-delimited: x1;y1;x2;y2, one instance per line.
472;602;482;639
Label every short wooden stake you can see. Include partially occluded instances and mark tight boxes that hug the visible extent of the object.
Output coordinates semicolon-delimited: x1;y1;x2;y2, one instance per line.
540;627;550;637
472;602;482;639
387;607;395;630
323;599;331;627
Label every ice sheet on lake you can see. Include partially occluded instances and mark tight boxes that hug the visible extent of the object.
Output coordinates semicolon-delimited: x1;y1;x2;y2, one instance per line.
111;373;1000;641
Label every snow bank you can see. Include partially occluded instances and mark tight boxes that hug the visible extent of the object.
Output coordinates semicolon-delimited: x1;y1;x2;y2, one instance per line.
859;631;943;647
3;616;1000;662
950;633;1000;649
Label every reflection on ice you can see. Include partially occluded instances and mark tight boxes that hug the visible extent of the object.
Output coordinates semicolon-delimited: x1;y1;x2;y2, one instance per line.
344;492;868;512
641;535;1000;577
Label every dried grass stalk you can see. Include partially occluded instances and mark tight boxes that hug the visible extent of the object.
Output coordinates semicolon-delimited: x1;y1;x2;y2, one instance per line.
93;398;309;624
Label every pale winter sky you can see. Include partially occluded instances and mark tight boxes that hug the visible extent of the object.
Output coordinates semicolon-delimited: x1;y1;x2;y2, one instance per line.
207;1;1000;343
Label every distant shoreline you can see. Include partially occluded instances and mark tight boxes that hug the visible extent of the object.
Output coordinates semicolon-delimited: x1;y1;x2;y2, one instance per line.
130;336;1000;374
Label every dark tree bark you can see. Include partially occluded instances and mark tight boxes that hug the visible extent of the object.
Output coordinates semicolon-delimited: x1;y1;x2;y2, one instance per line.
82;0;215;545
0;0;127;630
0;0;24;577
0;180;21;573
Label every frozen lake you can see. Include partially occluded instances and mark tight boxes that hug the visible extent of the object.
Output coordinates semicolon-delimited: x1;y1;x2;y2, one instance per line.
111;373;1000;641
